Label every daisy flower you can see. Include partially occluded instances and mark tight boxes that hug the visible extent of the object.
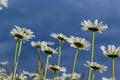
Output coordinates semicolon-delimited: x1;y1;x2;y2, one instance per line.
0;61;8;67
63;73;82;80
84;61;107;73
42;46;57;80
41;46;57;55
0;0;8;10
67;36;91;50
51;33;67;42
102;77;116;80
81;19;108;33
48;64;66;72
101;45;119;80
10;25;35;41
31;41;54;48
100;45;120;58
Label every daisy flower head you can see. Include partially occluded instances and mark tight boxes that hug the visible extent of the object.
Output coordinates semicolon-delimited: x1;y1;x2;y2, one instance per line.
10;25;35;41
81;19;108;33
0;61;8;67
63;73;82;80
48;64;66;72
51;33;67;42
100;45;120;58
41;45;57;55
102;77;116;80
67;36;91;50
31;41;42;48
31;41;54;48
41;41;54;46
28;72;39;78
0;0;8;10
84;61;107;73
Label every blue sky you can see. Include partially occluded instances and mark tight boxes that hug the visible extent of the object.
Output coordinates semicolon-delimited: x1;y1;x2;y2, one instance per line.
0;0;120;80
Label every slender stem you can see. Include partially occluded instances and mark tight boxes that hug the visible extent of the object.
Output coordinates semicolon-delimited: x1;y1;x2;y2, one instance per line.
53;71;57;80
56;40;63;78
17;40;23;58
70;48;79;80
14;39;19;68
53;71;55;80
112;58;115;80
88;68;92;80
12;39;19;80
37;48;42;78
44;55;50;80
58;40;63;66
88;31;95;80
90;32;95;62
12;40;23;80
92;70;96;80
37;48;41;68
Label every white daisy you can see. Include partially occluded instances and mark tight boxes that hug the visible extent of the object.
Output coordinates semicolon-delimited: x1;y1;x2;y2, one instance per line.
41;46;57;55
10;25;35;41
81;19;108;33
100;45;120;58
84;61;107;73
63;73;82;80
0;0;8;10
0;61;8;67
28;72;39;78
31;41;54;48
102;77;116;80
51;33;67;42
48;64;66;72
67;36;91;50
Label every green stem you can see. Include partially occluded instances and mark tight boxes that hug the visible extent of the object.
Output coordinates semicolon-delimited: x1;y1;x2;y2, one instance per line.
37;48;42;78
37;48;41;67
88;69;92;80
14;39;19;68
44;55;50;80
70;48;79;80
56;40;63;78
88;32;95;80
12;39;19;80
90;31;95;62
92;70;96;80
112;58;114;80
53;71;57;80
12;40;23;80
58;40;63;66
